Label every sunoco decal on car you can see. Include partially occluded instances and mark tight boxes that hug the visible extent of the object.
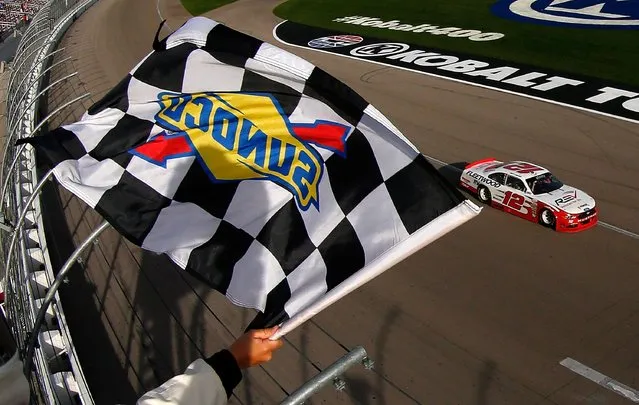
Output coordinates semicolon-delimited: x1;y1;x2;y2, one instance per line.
332;16;505;41
492;0;639;29
273;20;639;124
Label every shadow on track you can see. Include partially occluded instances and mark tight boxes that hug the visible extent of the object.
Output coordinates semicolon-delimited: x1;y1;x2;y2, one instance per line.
476;359;496;405
437;161;468;187
40;180;139;403
341;306;401;405
438;161;487;208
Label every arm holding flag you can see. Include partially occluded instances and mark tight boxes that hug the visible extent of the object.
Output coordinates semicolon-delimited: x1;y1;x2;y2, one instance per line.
137;327;284;405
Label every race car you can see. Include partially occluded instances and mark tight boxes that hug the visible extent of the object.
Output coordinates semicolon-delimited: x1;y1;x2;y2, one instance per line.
459;158;598;232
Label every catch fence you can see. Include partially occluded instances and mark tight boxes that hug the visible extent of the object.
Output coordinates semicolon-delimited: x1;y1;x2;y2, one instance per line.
0;1;374;403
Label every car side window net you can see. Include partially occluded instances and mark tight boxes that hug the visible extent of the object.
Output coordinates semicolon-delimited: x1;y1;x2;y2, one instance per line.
488;173;505;184
506;176;526;192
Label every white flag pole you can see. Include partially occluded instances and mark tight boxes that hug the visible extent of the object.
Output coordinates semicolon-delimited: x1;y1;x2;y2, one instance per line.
270;200;481;340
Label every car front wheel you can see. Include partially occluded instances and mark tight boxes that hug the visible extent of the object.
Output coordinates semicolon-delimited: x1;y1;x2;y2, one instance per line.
539;209;556;229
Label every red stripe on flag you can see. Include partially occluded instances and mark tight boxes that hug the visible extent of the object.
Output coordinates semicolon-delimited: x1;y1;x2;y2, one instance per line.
292;123;348;154
133;133;193;164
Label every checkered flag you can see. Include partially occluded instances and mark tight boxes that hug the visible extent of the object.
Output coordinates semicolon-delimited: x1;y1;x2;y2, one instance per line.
18;17;481;335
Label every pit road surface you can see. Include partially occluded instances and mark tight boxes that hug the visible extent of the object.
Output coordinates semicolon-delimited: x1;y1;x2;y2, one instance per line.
38;0;639;404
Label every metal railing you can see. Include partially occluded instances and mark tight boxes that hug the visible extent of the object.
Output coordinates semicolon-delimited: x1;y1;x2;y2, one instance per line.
0;0;99;403
0;1;376;403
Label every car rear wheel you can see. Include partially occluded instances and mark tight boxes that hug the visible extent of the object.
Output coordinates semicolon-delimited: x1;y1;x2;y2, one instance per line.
539;209;556;229
477;186;491;204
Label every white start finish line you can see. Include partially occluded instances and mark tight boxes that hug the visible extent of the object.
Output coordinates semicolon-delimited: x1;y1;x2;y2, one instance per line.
560;357;639;403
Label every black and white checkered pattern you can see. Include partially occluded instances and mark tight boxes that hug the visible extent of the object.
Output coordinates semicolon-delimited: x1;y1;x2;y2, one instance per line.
21;17;479;329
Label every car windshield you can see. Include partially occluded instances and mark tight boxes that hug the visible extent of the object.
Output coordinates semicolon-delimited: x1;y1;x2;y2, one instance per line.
527;172;563;195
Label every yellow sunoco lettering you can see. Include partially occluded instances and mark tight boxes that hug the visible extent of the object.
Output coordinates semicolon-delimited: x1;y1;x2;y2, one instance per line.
156;92;323;209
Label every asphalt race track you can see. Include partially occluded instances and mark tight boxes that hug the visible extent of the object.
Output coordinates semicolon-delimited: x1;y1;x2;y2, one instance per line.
38;0;639;404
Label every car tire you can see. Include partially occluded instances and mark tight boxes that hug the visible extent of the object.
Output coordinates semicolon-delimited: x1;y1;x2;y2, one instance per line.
539;209;556;229
477;186;491;204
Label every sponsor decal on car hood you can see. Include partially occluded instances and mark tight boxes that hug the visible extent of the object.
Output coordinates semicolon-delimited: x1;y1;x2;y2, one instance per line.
537;186;595;214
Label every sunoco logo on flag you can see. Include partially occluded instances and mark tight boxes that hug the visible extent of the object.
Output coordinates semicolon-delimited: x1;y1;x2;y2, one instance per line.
131;92;350;211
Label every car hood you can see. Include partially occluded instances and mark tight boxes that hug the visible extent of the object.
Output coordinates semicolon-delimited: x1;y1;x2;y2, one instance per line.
536;186;596;214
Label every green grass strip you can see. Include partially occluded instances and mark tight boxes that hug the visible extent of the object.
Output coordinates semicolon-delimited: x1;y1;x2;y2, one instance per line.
274;0;639;87
180;0;237;16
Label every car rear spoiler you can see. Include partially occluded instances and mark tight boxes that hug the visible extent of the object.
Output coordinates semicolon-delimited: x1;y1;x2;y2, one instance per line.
465;157;497;169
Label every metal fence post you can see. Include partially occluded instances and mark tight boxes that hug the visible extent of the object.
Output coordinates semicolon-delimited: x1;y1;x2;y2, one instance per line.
13;16;50;56
2;169;54;290
0;92;90;203
279;346;375;405
6;33;54;101
2;1;103;403
23;220;110;375
4;49;69;130
5;70;80;143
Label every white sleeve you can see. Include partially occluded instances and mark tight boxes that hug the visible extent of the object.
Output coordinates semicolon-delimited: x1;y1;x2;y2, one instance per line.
136;359;228;405
0;351;31;405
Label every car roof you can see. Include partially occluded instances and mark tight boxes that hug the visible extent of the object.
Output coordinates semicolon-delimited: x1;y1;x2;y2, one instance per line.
483;160;550;180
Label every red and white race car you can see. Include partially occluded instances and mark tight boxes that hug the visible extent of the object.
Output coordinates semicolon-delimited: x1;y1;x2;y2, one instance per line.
459;158;598;232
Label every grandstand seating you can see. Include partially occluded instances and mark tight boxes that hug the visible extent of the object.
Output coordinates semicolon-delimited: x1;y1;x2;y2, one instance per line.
0;1;47;32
